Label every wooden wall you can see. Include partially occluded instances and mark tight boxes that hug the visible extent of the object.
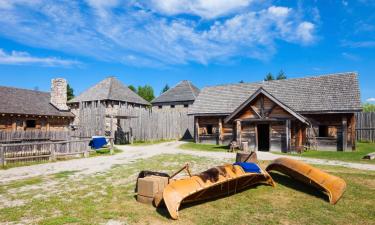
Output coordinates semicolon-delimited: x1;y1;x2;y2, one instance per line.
356;112;375;142
0;114;71;132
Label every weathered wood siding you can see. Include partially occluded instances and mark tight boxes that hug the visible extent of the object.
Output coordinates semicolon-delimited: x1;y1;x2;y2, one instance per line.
0;115;71;131
356;112;375;142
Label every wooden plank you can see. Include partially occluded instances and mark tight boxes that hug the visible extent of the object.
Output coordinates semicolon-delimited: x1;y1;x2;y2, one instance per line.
342;117;348;151
363;152;375;160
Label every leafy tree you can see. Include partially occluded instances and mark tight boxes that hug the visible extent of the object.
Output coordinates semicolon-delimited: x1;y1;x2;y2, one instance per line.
264;73;274;81
128;85;137;93
138;85;155;102
363;103;375;112
239;80;244;83
276;70;287;80
161;84;170;94
67;84;74;100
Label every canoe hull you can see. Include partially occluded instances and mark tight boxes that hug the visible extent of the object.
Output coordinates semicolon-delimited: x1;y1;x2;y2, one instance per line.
163;164;275;220
266;157;346;205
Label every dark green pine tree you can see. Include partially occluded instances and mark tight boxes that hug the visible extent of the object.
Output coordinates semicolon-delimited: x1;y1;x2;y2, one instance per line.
67;84;75;100
264;73;274;81
276;70;287;80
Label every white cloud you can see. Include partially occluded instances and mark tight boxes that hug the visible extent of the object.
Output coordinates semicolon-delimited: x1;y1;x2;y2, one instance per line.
367;98;375;102
341;40;375;48
342;52;361;61
148;0;252;19
0;1;317;66
0;49;81;67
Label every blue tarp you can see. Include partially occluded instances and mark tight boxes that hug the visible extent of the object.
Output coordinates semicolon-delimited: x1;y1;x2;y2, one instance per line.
89;137;108;149
233;162;261;173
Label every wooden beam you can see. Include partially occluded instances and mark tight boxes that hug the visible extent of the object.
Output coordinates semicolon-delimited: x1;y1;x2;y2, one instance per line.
236;120;241;144
265;103;277;118
194;117;200;143
250;105;262;118
218;118;223;145
260;95;265;118
285;120;291;152
342;116;348;151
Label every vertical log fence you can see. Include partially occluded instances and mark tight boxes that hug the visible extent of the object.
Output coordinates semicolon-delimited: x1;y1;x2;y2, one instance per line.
356;112;375;142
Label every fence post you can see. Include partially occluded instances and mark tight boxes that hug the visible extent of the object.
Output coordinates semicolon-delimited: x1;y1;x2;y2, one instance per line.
84;140;89;158
50;143;56;161
109;138;114;155
0;145;5;168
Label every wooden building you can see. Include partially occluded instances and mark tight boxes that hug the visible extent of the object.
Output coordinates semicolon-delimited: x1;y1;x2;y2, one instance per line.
151;80;200;111
0;79;74;131
68;76;150;136
189;72;361;152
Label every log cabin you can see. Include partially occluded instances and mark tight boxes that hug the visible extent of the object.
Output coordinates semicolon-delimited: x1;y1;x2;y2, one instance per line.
151;80;200;111
0;78;74;131
189;72;361;152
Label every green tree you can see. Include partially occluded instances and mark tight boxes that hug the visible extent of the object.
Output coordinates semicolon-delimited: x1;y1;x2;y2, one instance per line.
128;85;137;93
138;85;155;102
239;80;244;83
276;70;287;80
161;84;170;94
363;103;375;112
264;73;274;81
67;84;74;100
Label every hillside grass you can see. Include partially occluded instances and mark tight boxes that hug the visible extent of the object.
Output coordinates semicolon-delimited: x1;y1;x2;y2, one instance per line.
0;154;374;225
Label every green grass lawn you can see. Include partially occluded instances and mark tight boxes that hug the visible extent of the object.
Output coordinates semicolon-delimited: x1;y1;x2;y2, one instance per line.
277;142;375;164
130;139;177;146
179;142;229;152
0;154;373;225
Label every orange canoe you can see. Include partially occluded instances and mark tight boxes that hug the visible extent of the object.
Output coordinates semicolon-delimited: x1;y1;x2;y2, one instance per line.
266;157;346;204
163;164;275;220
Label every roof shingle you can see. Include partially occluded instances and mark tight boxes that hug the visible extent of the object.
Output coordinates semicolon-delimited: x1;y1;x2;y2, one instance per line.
69;77;149;105
151;80;200;104
0;86;74;117
189;72;361;115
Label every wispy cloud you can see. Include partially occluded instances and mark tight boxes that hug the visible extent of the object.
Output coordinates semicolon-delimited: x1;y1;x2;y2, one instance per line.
0;0;318;66
342;52;361;61
341;40;375;48
366;98;375;102
0;49;81;67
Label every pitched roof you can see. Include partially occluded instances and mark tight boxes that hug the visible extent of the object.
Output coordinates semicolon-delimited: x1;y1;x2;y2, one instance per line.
69;77;149;105
151;80;200;104
189;72;361;115
0;86;74;117
224;87;309;124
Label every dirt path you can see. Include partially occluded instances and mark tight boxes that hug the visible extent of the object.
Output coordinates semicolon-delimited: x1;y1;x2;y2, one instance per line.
0;141;374;184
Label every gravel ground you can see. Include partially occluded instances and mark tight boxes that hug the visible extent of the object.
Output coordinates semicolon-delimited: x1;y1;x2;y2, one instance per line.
0;141;374;184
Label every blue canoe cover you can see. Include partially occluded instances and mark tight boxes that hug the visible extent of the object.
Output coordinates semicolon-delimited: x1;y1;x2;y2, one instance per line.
90;137;108;149
233;162;261;173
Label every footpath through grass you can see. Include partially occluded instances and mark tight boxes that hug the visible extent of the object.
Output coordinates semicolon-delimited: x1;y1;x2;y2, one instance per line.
0;154;374;225
179;142;228;152
130;139;177;146
277;142;375;164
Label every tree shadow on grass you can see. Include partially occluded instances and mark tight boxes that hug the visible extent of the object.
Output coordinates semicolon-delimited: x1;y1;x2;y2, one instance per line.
268;172;329;203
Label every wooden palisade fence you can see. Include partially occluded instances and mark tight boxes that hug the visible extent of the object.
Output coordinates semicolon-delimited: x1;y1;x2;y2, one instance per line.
356;112;375;142
0;139;91;167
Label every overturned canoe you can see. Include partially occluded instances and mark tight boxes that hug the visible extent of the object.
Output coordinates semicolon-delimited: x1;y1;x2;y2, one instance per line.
163;163;275;220
266;157;346;204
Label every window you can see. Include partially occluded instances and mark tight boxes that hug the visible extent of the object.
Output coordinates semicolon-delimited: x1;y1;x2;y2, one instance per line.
158;105;162;109
206;125;213;135
318;125;329;137
26;120;36;128
184;104;189;108
171;105;175;108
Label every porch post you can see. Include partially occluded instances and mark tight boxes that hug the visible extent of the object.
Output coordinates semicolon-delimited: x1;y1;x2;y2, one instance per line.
236;120;241;145
194;117;200;143
218;118;223;145
285;120;291;152
342;116;348;151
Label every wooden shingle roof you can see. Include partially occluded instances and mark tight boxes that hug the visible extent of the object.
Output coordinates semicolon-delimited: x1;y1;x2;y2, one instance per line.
0;86;74;117
151;80;200;104
189;72;361;115
69;77;149;105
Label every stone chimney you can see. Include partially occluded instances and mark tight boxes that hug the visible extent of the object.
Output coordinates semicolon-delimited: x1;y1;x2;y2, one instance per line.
51;78;69;111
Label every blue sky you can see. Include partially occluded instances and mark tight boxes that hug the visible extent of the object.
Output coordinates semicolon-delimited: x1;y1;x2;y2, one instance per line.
0;0;374;102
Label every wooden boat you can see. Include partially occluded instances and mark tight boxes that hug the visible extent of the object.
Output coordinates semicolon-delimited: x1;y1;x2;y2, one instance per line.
162;163;275;220
266;157;346;204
